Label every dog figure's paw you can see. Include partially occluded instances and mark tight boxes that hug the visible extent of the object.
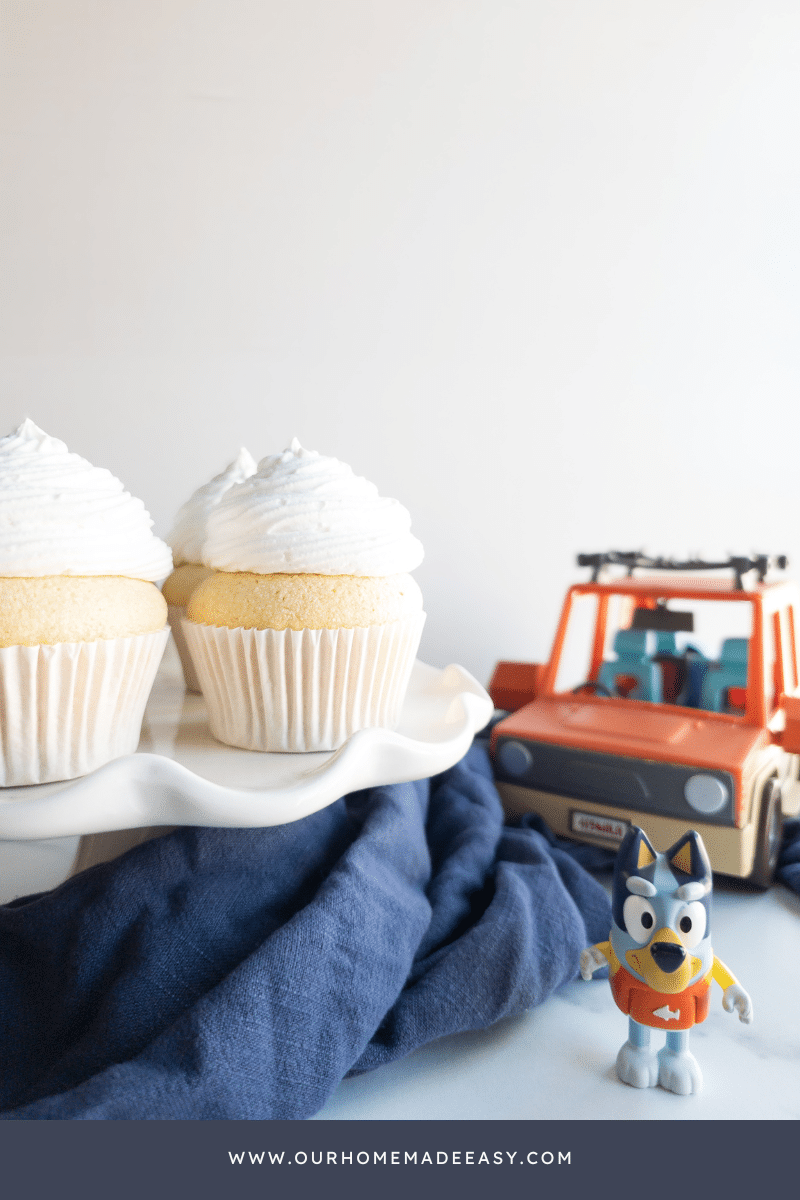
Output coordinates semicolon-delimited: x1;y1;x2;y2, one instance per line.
580;946;607;980
657;1046;702;1095
616;1040;659;1088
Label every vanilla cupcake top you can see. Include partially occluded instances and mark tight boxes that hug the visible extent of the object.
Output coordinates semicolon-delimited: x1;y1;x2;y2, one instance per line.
203;439;424;576
167;447;257;566
0;419;173;580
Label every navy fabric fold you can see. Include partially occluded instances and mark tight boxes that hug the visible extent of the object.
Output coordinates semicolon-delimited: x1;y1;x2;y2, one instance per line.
0;744;611;1120
777;817;800;893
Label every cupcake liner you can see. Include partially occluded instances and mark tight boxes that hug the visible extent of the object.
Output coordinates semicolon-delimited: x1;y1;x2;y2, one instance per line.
183;613;426;752
0;628;169;786
167;604;202;693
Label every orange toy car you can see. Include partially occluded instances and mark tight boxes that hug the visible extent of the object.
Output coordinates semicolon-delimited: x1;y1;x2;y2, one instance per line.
489;552;800;886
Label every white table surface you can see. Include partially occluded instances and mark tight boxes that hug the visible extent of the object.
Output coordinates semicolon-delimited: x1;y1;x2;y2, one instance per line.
1;644;797;1122
315;877;800;1120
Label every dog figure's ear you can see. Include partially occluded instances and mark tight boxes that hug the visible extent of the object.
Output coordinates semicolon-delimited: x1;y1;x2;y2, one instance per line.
612;826;657;929
664;830;712;886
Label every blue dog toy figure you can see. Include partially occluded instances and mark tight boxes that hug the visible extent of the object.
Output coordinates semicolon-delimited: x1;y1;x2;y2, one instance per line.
580;826;753;1094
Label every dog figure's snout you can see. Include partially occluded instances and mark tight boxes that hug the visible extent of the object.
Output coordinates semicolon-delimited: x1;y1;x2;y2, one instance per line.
650;941;686;974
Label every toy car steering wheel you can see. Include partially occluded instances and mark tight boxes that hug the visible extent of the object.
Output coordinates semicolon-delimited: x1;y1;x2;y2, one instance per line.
572;680;612;696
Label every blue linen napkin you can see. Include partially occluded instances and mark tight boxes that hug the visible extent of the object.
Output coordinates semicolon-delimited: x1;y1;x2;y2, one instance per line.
0;744;611;1120
777;817;800;893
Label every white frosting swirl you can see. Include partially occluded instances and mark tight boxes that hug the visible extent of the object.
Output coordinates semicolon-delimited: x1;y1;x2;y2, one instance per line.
167;447;257;565
0;419;173;580
203;439;424;576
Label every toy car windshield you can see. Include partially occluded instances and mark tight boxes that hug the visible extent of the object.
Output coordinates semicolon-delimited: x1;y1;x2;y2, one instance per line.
555;589;753;713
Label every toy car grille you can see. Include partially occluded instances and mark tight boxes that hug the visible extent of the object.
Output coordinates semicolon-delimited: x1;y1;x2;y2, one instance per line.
493;737;736;827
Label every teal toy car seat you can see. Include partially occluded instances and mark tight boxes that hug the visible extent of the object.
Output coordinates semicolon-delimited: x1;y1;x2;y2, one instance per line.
598;629;663;702
700;637;749;712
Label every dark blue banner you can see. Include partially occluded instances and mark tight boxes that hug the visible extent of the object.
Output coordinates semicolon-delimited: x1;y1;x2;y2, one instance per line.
0;1119;784;1200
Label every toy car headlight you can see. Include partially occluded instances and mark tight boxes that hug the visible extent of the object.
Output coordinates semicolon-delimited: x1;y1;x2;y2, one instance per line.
684;773;728;814
497;740;533;776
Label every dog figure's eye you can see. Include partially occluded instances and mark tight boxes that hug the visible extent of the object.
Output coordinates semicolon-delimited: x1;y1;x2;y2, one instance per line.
675;901;706;949
622;896;657;944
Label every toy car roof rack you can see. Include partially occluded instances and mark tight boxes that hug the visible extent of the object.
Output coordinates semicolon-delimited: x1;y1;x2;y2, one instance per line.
577;551;788;591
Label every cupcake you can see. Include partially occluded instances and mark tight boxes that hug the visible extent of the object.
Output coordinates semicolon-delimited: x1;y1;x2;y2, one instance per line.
183;439;425;752
162;447;256;691
0;419;172;786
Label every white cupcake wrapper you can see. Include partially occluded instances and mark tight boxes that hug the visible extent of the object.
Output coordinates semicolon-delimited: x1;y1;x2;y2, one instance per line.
183;613;426;752
167;604;202;693
0;628;169;787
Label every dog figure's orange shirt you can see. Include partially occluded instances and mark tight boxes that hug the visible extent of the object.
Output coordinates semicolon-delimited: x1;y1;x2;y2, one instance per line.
610;965;711;1031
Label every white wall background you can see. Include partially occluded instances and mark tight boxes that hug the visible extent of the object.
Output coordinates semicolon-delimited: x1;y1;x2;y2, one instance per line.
1;0;799;685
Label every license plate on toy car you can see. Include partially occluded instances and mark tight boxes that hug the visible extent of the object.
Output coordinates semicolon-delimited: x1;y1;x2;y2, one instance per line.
571;810;629;842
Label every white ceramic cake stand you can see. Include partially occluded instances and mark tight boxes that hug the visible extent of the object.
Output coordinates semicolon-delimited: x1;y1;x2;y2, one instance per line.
0;650;493;875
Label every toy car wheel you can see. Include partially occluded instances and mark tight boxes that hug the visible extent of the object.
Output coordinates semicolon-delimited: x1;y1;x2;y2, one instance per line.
749;778;783;889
